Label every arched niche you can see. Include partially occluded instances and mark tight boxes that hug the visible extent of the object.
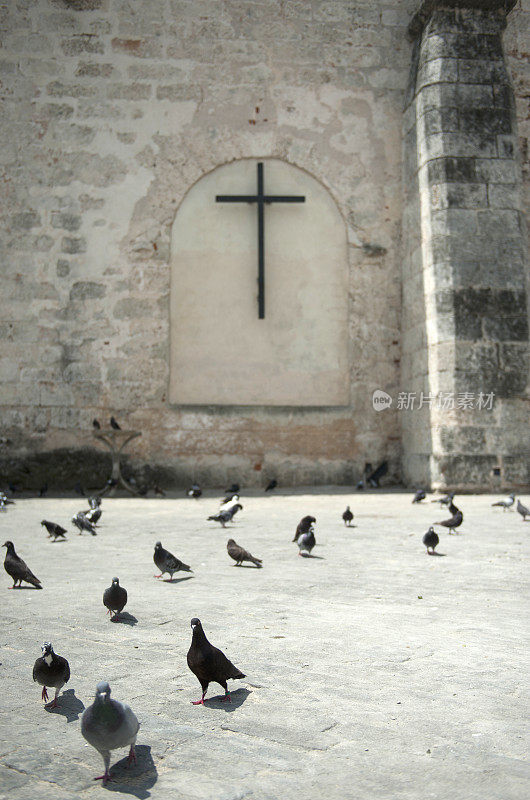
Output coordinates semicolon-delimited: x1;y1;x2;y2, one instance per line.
169;158;349;406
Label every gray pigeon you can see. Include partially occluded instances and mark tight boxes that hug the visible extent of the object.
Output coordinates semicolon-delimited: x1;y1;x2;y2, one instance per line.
412;489;426;503
81;681;140;785
72;512;96;535
517;499;529;520
103;578;128;620
491;493;515;511
153;541;192;580
32;642;70;708
297;529;316;557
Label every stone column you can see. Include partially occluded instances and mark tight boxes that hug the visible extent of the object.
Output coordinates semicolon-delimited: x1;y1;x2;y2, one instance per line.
402;0;529;491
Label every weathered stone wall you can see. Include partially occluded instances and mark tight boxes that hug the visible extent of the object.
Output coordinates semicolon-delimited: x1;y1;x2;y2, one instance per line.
0;1;527;490
402;0;530;491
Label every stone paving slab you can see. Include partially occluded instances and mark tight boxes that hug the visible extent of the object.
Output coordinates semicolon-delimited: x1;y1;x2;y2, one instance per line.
0;489;528;799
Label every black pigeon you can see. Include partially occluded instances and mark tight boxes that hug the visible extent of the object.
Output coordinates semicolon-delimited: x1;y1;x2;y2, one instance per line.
85;507;102;525
342;506;354;526
225;483;240;494
208;504;242;527
412;489;426;503
103;577;128;620
153;541;193;580
187;618;245;705
431;491;455;505
41;520;67;540
435;505;463;534
154;484;166;496
110;416;121;430
92;419;101;430
491;493;515;511
32;642;70;708
3;541;42;588
516;499;529;521
293;515;316;542
265;479;277;492
297;529;316;557
422;527;439;554
367;460;388;488
39;483;48;497
227;538;262;567
72;512;97;535
187;484;202;499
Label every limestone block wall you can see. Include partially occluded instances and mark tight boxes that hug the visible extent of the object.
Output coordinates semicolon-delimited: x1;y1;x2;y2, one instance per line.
402;0;530;491
0;0;415;488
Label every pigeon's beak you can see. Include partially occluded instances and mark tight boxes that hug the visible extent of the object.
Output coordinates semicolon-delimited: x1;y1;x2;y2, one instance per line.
97;690;109;701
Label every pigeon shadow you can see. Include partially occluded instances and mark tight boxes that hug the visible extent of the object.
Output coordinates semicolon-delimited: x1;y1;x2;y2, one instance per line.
203;687;251;712
428;552;446;557
112;612;138;627
9;585;42;590
233;564;262;569
50;538;68;543
299;554;325;560
161;575;194;584
104;745;157;798
45;689;85;722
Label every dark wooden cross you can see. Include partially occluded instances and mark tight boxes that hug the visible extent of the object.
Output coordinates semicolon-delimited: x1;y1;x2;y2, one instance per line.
216;161;305;319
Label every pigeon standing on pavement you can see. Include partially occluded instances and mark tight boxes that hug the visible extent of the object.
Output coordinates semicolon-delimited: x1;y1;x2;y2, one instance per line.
92;419;101;430
72;512;97;536
431;491;455;506
3;541;42;588
265;479;277;492
103;578;128;621
296;529;316;557
32;642;70;709
153;542;193;580
81;681;140;786
293;515;316;542
220;493;239;507
516;499;529;520
434;504;463;534
225;483;240;495
187;484;202;499
342;506;354;526
187;618;245;705
491;493;515;511
208;504;243;527
226;539;262;567
41;520;67;541
110;417;121;430
85;507;102;525
422;527;439;554
412;489;426;503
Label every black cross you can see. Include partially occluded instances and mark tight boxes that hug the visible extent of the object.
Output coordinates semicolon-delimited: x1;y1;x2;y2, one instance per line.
216;162;305;319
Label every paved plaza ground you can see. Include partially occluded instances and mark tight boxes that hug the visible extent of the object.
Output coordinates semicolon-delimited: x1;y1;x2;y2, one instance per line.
0;488;528;800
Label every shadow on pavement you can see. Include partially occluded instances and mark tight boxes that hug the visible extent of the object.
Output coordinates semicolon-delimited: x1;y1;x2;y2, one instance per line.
45;688;85;722
105;745;157;798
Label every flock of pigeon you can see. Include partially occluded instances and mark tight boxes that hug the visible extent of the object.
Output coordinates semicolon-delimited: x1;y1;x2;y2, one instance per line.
2;476;529;785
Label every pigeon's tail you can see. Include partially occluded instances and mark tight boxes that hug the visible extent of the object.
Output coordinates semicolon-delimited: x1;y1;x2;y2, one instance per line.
250;556;262;567
229;667;246;680
491;501;504;507
26;573;42;588
181;563;193;573
207;515;218;521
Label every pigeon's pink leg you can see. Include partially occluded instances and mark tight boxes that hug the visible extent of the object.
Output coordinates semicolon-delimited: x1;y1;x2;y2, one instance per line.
192;691;206;705
45;698;58;709
221;692;231;703
41;686;49;702
94;772;112;785
127;746;137;766
154;574;163;578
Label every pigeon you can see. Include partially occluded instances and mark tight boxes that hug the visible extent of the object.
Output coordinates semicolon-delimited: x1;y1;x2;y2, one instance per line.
431;491;455;505
491;493;515;511
220;493;239;507
110;416;121;430
435;505;463;534
296;529;316;557
41;520;67;540
265;479;277;492
207;504;242;527
422;527;439;554
187;484;202;499
367;461;388;488
225;483;240;494
72;512;97;535
355;480;365;490
3;541;42;588
516;499;529;520
85;507;102;525
0;491;15;506
32;642;70;708
227;539;262;567
88;495;102;509
92;418;101;430
187;618;245;705
39;483;48;497
412;489;426;503
293;515;316;542
153;541;193;580
342;506;354;526
153;484;166;496
81;681;140;786
103;578;128;620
